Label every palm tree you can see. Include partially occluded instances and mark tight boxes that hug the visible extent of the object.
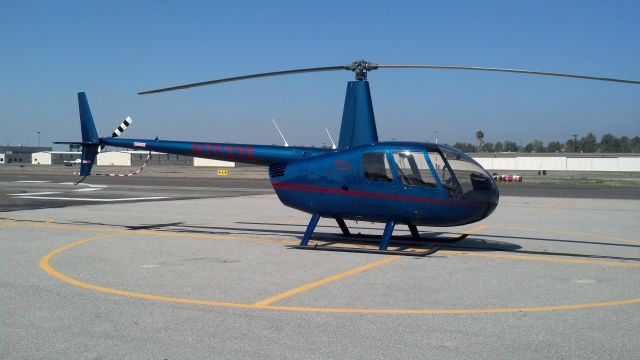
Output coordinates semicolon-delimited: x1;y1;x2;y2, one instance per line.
475;130;485;152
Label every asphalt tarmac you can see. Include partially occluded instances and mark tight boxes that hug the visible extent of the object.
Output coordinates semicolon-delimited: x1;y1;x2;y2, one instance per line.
1;170;639;359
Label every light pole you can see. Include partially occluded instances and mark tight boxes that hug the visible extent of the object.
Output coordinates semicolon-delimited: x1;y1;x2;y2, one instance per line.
37;131;41;147
572;134;578;153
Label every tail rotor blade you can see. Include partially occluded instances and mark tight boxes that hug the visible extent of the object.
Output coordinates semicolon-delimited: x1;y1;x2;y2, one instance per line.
112;116;133;138
101;116;133;152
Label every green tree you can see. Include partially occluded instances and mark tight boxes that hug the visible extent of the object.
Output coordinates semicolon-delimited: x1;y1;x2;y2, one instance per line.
566;138;578;152
599;133;620;152
481;142;494;152
547;141;562;153
475;130;485;152
631;136;640;153
494;141;504;152
453;142;476;153
524;142;534;152
619;136;631;153
503;140;518;152
580;133;597;152
531;139;545;153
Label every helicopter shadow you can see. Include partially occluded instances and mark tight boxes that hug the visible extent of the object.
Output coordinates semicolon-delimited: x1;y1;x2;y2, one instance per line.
236;221;640;262
57;219;639;262
290;230;521;257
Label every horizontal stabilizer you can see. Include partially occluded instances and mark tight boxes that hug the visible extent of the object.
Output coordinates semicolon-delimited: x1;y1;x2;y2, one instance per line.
53;141;98;145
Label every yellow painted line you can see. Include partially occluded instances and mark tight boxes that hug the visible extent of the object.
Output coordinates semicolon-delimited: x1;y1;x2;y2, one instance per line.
0;220;18;227
6;219;493;249
463;224;488;234
39;235;640;315
10;216;637;250
431;224;488;240
39;235;256;310
537;199;575;213
441;251;640;268
253;256;401;306
263;297;640;314
28;222;290;245
494;225;640;245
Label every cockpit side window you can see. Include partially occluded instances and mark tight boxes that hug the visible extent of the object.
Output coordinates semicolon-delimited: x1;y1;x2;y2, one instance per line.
391;151;437;187
363;152;393;182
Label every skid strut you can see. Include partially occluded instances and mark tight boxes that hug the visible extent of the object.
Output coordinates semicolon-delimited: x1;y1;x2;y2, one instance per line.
300;213;321;247
297;216;441;256
379;220;396;251
408;224;421;241
335;217;351;236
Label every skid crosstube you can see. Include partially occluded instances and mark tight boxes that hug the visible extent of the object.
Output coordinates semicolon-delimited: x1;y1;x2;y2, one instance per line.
292;244;440;257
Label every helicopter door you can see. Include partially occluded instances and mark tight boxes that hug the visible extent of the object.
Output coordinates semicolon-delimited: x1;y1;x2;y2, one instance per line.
359;152;394;219
391;151;439;189
390;151;443;217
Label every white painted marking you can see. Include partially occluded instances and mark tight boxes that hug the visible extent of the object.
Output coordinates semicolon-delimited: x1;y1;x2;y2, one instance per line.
8;192;62;196
141;264;161;268
572;279;598;284
58;182;107;188
72;188;100;192
14;180;51;183
14;196;169;202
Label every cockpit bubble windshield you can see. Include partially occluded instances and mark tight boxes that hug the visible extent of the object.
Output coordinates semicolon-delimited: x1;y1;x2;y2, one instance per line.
429;144;493;198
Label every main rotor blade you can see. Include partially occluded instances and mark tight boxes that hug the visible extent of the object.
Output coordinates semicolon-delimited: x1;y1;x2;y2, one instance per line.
139;65;347;95
376;64;640;85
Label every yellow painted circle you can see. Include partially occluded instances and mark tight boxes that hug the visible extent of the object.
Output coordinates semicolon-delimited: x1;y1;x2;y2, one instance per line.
39;235;640;315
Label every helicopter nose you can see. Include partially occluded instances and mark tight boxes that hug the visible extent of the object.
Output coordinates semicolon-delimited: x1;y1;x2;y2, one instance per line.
485;180;500;217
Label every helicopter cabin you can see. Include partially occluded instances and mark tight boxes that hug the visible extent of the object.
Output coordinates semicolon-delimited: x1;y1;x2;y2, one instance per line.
270;142;499;228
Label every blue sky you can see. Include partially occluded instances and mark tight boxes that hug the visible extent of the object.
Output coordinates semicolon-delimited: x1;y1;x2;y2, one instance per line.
1;0;639;149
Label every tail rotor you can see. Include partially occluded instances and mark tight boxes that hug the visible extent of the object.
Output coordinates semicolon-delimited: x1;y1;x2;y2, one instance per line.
99;116;133;152
56;93;136;183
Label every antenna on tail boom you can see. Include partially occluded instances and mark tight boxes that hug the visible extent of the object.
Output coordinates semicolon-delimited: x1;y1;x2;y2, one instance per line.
325;128;337;149
272;119;289;147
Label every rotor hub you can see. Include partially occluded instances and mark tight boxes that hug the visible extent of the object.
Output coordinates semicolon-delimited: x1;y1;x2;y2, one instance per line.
347;60;378;81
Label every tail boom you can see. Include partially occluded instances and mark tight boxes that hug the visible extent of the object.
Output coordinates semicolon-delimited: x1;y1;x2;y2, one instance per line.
101;138;332;166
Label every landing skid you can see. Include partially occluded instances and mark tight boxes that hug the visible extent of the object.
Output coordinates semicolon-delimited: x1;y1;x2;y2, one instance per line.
296;214;468;255
428;233;469;243
407;224;468;243
348;232;469;244
292;244;440;257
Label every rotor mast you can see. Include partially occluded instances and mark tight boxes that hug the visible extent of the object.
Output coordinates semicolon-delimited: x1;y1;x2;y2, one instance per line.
346;60;379;81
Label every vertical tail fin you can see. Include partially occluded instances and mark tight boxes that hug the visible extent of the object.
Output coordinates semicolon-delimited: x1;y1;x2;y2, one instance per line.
77;92;99;176
78;92;99;144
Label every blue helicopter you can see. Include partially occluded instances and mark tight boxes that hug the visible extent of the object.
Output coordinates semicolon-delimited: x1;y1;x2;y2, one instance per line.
57;60;639;254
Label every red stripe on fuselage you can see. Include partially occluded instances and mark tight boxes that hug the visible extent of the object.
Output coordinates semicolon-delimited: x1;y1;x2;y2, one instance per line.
271;182;485;207
191;143;255;160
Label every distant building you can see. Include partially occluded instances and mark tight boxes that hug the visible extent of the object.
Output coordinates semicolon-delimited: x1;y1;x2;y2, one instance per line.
2;148;234;168
32;152;52;165
0;146;52;164
471;152;640;172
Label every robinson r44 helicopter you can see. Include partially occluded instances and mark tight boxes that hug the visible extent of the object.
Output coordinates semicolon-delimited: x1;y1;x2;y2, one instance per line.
57;60;639;254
